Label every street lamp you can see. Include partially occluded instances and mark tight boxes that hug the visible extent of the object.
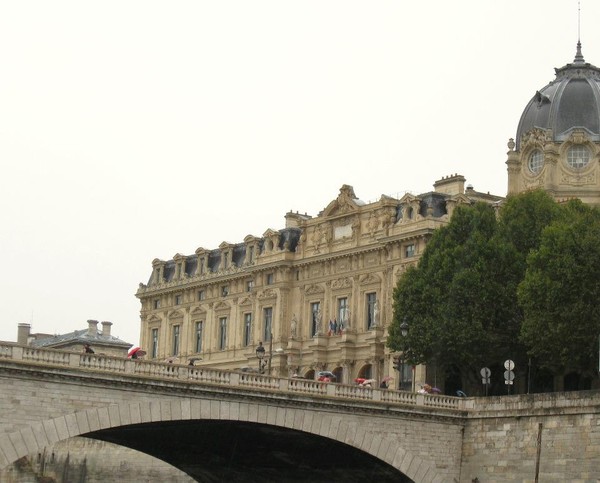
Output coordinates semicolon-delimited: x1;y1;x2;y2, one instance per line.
256;342;267;374
399;318;409;390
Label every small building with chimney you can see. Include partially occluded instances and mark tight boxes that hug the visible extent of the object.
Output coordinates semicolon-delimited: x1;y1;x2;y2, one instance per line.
17;320;132;357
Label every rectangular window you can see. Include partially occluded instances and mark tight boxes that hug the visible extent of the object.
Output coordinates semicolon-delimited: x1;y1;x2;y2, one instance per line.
195;321;203;353
175;294;182;305
405;243;415;257
153;299;160;309
338;297;349;330
248;246;254;263
266;273;274;285
199;257;205;275
366;292;377;329
172;325;180;356
221;285;229;297
222;253;228;270
243;313;252;346
219;317;227;350
246;280;254;292
311;302;321;336
151;328;159;358
197;290;205;301
263;307;273;341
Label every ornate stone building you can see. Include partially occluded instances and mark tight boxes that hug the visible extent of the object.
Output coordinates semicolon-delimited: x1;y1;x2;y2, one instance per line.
136;176;502;387
507;41;600;205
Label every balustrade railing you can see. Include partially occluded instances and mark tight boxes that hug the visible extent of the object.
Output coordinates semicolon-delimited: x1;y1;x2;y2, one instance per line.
0;343;463;411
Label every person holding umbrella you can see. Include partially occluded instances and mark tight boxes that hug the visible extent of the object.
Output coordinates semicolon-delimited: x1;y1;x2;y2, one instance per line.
127;347;146;359
380;376;393;389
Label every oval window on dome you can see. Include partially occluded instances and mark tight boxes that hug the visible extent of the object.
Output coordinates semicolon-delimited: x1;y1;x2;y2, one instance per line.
528;150;544;174
567;145;591;169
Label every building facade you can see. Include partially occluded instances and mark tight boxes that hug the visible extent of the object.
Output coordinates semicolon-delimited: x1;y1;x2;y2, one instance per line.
17;319;132;357
507;42;600;205
136;176;502;387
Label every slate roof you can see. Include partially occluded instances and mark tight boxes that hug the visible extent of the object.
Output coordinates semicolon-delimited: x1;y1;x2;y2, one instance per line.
30;328;132;349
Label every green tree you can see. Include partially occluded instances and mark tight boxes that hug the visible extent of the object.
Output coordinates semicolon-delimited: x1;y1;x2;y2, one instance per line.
388;190;563;392
518;200;600;377
388;202;522;388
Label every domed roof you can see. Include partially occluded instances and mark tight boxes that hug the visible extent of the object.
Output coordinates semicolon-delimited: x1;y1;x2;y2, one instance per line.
516;42;600;149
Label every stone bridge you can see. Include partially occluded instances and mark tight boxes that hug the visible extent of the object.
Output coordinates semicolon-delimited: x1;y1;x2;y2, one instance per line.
0;344;598;482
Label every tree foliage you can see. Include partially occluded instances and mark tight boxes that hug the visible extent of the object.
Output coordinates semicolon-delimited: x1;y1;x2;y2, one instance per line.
518;200;600;375
388;190;574;390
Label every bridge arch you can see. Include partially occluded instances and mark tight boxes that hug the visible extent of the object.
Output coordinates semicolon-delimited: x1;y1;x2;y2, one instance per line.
0;398;443;482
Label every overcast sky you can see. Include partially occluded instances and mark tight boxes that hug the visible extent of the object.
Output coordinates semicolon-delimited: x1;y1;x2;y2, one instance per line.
1;1;598;346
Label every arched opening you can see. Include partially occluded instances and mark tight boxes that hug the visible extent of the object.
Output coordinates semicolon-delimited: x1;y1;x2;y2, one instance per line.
87;420;414;483
357;364;372;379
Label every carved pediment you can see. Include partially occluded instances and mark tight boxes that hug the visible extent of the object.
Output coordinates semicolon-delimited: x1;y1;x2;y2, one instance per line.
359;273;381;285
304;284;325;295
213;301;230;311
321;185;360;217
191;306;207;316
168;310;184;319
238;296;253;306
449;193;472;205
147;315;162;324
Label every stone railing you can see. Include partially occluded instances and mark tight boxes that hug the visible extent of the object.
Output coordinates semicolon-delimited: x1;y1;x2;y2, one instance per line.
0;343;466;412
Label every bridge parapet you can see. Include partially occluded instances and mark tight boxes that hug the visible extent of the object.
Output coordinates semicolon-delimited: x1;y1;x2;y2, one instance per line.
0;343;465;412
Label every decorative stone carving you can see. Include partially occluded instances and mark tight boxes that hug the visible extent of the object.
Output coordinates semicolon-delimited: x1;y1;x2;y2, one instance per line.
290;314;298;339
258;288;277;299
304;284;324;295
331;278;351;290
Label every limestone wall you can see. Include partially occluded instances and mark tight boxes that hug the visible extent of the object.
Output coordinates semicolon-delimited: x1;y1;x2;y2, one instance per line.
460;391;600;482
0;438;194;483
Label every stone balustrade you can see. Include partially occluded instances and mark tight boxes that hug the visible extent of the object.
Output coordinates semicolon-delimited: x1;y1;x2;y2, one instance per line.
0;343;465;411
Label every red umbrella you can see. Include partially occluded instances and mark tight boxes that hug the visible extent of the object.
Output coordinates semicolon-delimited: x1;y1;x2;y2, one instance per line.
127;347;146;359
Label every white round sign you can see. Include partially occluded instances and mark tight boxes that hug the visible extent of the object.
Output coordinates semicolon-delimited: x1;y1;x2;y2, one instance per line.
504;359;515;371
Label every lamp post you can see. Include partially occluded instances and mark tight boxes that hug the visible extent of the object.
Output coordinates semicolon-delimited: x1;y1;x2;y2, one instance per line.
399;318;409;391
256;342;267;374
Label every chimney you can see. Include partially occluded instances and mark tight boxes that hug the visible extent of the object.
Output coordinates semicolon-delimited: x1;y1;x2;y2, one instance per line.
17;323;31;346
434;174;466;196
101;321;112;337
87;319;99;336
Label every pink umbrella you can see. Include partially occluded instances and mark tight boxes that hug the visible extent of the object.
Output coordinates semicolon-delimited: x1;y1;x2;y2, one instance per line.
127;347;146;359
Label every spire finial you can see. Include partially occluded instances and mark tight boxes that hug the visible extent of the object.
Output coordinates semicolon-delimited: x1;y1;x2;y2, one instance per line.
574;1;585;63
578;1;581;42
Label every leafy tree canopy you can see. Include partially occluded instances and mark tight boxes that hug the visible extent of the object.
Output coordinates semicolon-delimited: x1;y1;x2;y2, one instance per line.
388;190;567;387
518;199;600;375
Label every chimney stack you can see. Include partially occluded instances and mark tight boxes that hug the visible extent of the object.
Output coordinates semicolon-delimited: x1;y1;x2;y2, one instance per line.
87;319;99;336
101;321;112;337
17;323;31;346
